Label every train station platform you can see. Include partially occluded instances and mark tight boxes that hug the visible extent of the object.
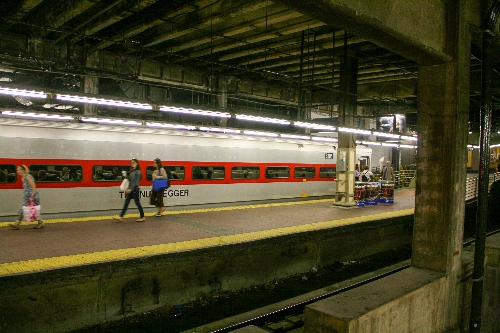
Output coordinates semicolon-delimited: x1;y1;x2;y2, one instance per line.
0;189;415;277
0;189;416;333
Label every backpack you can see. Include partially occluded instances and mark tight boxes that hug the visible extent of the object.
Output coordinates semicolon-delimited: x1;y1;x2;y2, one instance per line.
361;171;369;182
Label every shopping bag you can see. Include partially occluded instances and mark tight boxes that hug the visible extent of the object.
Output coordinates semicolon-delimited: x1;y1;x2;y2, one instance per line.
152;178;169;192
22;199;41;222
120;178;129;191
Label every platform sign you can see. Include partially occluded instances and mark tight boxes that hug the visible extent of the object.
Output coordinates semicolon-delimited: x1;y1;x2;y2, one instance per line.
325;153;334;159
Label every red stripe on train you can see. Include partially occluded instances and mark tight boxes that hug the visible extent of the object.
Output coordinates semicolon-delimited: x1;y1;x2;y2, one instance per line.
0;158;336;189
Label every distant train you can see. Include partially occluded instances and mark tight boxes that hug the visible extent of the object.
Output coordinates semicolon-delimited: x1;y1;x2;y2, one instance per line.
0;117;389;216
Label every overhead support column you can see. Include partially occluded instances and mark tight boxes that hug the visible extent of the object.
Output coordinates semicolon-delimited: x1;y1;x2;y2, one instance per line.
216;75;229;127
333;43;358;207
81;52;99;116
82;76;98;116
413;0;471;329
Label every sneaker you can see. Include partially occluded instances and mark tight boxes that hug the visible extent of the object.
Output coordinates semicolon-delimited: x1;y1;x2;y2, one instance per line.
136;218;146;222
155;213;162;217
113;216;124;222
33;221;45;229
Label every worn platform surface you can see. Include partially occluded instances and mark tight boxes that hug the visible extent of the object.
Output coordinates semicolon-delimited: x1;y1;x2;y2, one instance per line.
0;189;415;277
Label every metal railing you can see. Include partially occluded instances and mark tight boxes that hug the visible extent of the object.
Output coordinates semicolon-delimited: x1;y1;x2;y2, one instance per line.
391;170;499;201
465;172;500;201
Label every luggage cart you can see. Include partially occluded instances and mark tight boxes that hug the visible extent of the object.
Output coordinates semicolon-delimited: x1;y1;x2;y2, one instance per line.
379;181;395;203
364;182;380;205
354;182;366;207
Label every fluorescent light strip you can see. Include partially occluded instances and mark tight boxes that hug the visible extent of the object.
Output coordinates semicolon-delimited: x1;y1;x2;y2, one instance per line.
236;114;290;125
57;94;153;110
160;106;231;118
401;135;418;141
1;111;73;120
146;122;196;130
339;127;372;135
382;143;400;147
0;87;47;99
372;132;401;139
243;130;279;137
280;134;311;140
357;141;382;146
199;126;241;134
81;117;142;126
312;137;338;142
294;121;336;131
399;144;417;148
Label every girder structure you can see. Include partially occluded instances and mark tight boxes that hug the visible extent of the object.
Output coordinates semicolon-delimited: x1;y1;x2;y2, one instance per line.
0;0;497;132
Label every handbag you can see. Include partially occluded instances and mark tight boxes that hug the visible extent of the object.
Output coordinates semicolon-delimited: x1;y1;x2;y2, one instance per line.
120;178;129;191
152;178;168;192
152;169;169;191
22;199;41;222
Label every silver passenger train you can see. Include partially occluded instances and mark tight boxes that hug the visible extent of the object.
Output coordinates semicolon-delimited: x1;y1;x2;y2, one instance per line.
0;117;389;216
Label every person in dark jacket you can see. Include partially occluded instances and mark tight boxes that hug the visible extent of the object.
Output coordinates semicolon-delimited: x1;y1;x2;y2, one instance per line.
151;158;168;217
114;158;145;222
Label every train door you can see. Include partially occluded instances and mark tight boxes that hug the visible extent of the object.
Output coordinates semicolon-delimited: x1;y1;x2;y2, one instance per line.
356;146;372;170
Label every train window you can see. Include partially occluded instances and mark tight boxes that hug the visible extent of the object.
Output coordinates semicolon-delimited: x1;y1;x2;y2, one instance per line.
192;166;225;180
265;166;290;179
146;166;185;181
319;167;336;178
92;166;129;181
294;167;316;178
231;166;260;179
0;164;16;183
29;165;83;182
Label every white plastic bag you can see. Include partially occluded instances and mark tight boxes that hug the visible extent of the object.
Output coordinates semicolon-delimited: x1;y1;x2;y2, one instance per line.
22;200;41;222
120;178;129;191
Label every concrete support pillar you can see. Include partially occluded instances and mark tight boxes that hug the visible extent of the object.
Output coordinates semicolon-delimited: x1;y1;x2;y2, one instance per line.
334;55;357;206
81;52;99;116
412;1;471;328
216;75;228;127
82;76;98;116
217;75;228;110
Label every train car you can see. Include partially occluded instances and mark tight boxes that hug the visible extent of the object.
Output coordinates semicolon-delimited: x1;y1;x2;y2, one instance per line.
0;117;385;216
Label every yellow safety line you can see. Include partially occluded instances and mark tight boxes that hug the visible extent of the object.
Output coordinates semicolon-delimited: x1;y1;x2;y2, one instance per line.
0;208;414;276
0;198;335;227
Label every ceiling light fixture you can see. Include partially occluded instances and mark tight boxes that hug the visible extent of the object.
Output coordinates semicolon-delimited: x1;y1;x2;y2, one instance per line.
243;130;279;137
0;87;47;99
294;121;336;131
1;110;73;120
280;134;311;140
146;122;196;130
372;132;401;139
159;106;231;118
80;117;142;125
237;114;290;125
57;94;153;110
312;137;338;142
198;126;241;134
357;140;382;146
339;127;372;135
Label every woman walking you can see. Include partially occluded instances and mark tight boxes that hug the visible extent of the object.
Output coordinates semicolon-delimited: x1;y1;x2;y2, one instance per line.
9;165;44;229
114;158;145;222
151;158;168;217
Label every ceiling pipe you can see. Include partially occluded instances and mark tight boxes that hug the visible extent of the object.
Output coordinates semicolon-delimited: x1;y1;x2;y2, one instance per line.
469;1;500;332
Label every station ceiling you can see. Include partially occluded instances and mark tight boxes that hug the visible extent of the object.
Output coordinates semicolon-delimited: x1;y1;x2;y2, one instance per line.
0;0;498;135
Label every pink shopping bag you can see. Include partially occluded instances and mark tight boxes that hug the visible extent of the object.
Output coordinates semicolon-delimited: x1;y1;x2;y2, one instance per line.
22;199;41;222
